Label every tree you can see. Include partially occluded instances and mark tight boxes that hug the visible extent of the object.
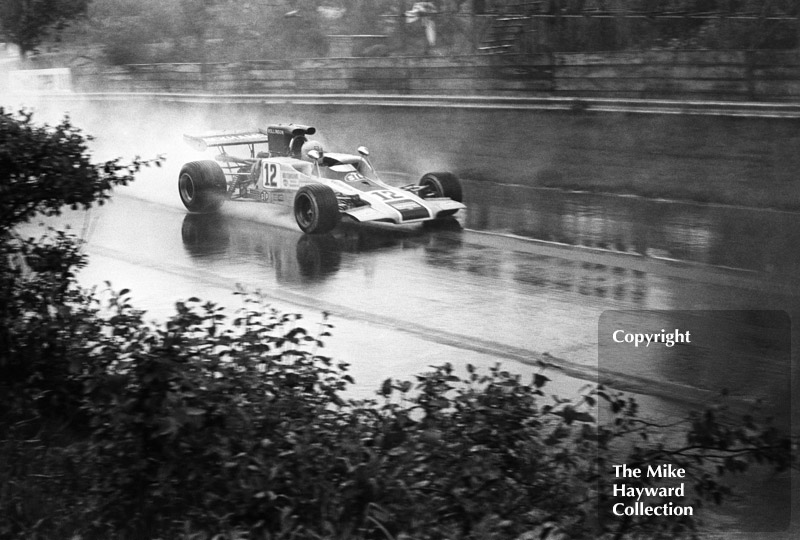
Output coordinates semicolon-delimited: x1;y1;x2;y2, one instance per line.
0;108;159;410
0;0;91;57
0;108;153;231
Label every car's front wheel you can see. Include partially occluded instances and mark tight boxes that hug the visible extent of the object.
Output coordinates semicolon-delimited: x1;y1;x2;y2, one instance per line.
178;160;227;213
419;172;463;202
293;184;341;234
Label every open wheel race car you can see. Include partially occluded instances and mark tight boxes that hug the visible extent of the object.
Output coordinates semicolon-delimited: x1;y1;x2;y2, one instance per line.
178;124;465;234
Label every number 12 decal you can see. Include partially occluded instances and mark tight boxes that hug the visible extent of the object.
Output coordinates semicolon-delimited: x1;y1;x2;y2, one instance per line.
373;190;404;201
266;163;279;187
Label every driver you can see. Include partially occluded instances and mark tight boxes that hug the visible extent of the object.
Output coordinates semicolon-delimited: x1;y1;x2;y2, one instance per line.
300;140;324;161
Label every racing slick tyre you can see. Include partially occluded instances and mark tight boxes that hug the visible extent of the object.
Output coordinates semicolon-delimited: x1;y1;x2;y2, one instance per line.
419;172;463;203
294;184;341;234
178;160;227;213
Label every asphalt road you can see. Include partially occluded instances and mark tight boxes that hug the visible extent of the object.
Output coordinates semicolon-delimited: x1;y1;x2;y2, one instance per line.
27;182;796;411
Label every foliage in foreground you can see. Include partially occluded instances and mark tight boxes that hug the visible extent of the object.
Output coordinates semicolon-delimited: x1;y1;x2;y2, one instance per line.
0;235;794;540
0;109;795;539
0;108;161;232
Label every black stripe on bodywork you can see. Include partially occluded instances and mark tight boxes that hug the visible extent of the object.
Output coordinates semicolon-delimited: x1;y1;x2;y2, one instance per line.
387;200;430;221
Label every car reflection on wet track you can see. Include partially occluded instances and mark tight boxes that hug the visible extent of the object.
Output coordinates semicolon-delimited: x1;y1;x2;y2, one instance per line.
180;212;463;284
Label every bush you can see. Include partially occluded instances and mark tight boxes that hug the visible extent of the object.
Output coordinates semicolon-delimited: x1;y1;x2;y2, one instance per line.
1;278;793;538
0;109;150;231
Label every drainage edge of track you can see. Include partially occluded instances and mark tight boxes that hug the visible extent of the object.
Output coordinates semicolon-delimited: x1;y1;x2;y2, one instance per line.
16;92;800;119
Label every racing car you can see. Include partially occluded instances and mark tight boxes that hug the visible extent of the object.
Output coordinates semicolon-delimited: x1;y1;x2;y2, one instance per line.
178;124;465;234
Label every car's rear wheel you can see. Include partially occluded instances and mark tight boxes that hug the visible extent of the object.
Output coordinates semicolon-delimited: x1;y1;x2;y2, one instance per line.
419;172;463;202
294;184;341;234
179;160;227;213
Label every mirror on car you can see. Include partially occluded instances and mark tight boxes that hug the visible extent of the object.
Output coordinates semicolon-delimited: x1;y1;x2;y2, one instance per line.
307;149;322;161
357;146;370;157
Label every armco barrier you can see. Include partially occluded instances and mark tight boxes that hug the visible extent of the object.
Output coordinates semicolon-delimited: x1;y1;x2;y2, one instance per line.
67;51;800;102
30;91;800;119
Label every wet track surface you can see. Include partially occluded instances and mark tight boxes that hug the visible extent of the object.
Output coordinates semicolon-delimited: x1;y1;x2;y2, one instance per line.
27;179;798;409
465;182;800;277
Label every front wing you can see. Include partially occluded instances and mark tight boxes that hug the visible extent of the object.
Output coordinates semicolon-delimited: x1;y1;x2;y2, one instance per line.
343;197;464;224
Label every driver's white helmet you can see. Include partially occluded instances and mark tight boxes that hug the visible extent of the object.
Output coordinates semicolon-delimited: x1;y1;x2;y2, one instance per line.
301;140;324;161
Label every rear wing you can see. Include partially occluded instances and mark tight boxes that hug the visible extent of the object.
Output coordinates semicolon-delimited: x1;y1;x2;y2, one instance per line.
183;130;270;152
